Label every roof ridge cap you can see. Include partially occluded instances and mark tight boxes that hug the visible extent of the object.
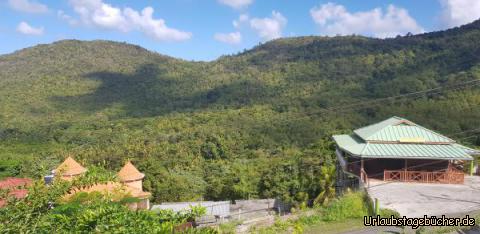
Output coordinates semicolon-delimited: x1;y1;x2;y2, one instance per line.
406;121;456;143
360;142;370;155
354;116;402;138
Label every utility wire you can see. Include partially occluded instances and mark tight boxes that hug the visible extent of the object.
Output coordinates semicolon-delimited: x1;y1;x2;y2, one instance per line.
449;128;480;136
457;134;479;141
266;79;480;127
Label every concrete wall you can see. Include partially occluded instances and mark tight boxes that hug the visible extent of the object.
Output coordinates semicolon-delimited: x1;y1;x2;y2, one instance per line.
152;199;290;219
231;199;289;214
151;201;230;217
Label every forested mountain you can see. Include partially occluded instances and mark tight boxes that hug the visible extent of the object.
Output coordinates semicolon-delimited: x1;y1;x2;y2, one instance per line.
1;19;480;204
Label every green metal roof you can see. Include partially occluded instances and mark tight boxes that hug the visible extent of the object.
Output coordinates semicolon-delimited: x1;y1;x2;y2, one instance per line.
333;116;474;160
362;143;471;160
332;134;366;155
353;116;454;143
333;134;473;160
453;144;480;155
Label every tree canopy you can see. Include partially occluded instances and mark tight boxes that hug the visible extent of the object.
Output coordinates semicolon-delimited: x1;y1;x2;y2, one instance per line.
0;20;479;204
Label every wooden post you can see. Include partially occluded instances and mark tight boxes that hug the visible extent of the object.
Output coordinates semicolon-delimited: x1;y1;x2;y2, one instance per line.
360;158;364;181
448;160;452;183
404;159;408;181
471;160;474;176
374;198;379;215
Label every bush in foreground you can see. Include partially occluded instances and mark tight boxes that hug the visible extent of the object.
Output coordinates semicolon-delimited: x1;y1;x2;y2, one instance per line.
0;178;215;233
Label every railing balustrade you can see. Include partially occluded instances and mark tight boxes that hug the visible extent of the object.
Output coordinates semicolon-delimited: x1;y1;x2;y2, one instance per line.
384;169;464;184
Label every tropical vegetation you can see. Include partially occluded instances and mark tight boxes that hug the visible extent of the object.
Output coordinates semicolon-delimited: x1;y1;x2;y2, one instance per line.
0;19;480;207
0;169;213;233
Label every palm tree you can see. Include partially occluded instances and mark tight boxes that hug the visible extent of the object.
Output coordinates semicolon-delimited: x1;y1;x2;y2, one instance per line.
313;165;335;206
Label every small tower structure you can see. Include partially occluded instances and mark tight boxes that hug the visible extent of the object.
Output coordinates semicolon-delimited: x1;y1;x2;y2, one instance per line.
117;161;150;209
118;161;145;190
55;156;87;181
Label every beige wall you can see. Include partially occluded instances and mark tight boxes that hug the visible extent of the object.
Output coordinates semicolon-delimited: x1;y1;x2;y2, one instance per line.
124;180;143;190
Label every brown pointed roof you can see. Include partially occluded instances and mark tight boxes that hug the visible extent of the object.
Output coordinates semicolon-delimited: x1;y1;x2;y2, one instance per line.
118;161;145;182
56;156;87;176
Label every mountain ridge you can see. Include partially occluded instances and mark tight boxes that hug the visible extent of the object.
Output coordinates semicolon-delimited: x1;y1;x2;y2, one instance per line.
0;19;479;203
3;19;480;64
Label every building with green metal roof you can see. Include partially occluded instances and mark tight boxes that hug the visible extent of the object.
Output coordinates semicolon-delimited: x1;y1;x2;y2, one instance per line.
333;116;476;186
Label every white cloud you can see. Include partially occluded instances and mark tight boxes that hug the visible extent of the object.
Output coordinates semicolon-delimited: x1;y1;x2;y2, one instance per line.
70;0;129;31
124;7;192;42
250;11;287;41
69;0;191;41
214;32;242;45
439;0;480;28
58;10;78;25
233;14;249;29
310;3;424;38
218;0;253;9
16;21;44;35
8;0;48;13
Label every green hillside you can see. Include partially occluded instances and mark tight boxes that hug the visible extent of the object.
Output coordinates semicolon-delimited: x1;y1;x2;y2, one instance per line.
1;20;480;204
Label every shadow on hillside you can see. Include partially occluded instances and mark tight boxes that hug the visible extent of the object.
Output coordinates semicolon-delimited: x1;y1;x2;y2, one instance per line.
52;63;272;118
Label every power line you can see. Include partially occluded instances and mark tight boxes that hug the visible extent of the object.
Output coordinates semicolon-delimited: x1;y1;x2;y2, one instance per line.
267;79;480;127
328;79;480;111
300;77;480;191
458;134;479;141
228;79;480;143
449;128;480;136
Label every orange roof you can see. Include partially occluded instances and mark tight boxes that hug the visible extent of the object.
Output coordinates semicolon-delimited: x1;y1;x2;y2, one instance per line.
56;156;87;176
63;182;151;200
118;161;144;182
0;178;32;190
0;188;29;207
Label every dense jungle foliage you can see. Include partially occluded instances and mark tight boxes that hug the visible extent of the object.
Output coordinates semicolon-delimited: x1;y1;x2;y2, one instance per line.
1;19;480;205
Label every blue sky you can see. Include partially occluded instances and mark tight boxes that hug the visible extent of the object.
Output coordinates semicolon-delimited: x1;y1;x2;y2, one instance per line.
1;0;480;61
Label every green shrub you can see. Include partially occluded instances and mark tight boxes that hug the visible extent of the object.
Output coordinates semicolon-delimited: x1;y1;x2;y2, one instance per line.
379;208;401;218
218;220;242;234
321;192;369;221
0;178;210;233
296;214;322;226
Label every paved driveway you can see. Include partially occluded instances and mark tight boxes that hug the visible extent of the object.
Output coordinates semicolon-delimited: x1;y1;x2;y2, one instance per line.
367;176;480;218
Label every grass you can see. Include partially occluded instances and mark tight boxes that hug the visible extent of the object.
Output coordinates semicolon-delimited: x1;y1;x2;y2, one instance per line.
218;220;242;234
241;191;479;234
303;219;365;234
250;191;372;234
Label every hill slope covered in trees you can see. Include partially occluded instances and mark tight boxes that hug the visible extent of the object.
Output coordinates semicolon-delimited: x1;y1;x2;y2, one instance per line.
1;20;480;204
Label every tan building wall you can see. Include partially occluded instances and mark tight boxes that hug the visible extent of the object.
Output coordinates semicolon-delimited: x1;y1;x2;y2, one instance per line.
123;180;143;190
